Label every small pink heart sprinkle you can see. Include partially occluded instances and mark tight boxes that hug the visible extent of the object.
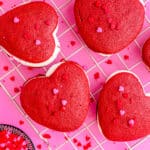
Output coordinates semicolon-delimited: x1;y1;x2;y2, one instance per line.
97;27;103;33
0;143;6;148
35;39;41;46
13;17;20;23
52;88;59;95
119;110;125;116
119;86;124;92
61;99;68;106
128;119;135;127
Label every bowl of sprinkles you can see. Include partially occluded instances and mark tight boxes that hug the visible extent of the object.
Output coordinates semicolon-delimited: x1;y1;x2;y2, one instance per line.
0;124;35;150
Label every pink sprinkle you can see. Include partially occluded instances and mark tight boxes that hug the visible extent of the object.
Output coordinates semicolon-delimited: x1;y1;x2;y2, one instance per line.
128;119;135;127
13;17;20;23
119;86;124;92
52;88;59;95
0;143;6;148
35;39;41;46
61;99;68;106
96;27;103;33
119;110;125;116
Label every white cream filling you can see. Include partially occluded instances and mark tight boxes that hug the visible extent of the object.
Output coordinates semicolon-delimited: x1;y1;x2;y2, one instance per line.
1;26;60;67
46;62;63;77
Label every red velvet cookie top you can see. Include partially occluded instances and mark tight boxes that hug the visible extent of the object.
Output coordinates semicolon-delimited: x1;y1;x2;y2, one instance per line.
74;0;144;54
0;2;58;63
98;72;150;141
142;38;150;68
20;61;90;132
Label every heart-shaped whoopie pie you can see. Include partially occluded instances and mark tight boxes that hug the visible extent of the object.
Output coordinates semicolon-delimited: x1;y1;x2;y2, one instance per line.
20;61;90;131
74;0;144;54
0;2;59;67
142;38;150;69
98;72;150;141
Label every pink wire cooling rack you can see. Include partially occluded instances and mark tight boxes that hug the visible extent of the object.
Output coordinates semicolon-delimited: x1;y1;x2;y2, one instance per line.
0;0;150;149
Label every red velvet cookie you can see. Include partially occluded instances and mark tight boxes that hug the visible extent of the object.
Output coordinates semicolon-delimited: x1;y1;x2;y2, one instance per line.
98;72;150;141
0;2;59;67
20;61;90;132
74;0;144;54
142;38;150;69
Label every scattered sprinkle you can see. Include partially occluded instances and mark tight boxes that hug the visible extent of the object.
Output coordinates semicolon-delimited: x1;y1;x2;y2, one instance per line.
13;17;20;23
0;1;3;6
122;93;128;99
10;76;15;81
128;119;135;127
94;72;100;79
61;99;68;106
52;88;59;95
83;142;92;149
118;86;124;92
96;27;103;33
37;144;42;149
14;87;20;93
106;59;112;64
35;39;41;46
42;133;51;139
3;66;9;71
19;120;24;125
85;135;90;141
73;138;78;143
124;55;129;60
77;142;82;147
119;110;125;116
70;41;76;46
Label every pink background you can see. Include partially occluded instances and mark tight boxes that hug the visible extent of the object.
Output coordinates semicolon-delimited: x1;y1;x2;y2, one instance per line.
0;0;150;150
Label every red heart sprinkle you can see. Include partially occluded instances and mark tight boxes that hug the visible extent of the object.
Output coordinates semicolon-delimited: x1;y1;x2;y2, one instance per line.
14;87;20;93
94;72;100;79
10;76;15;81
42;133;51;139
70;41;76;46
85;135;90;141
0;1;3;6
19;120;24;125
3;66;9;71
37;144;42;149
106;59;112;64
